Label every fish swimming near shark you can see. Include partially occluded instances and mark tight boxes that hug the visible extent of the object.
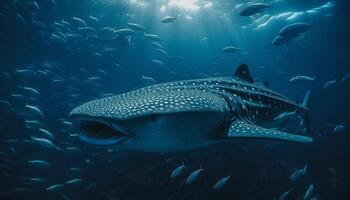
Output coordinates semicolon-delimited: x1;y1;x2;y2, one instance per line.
161;16;176;24
239;3;270;16
127;22;146;32
70;64;313;152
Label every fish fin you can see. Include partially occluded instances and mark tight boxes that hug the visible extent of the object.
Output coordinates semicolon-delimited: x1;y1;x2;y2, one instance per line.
234;64;254;83
227;120;313;143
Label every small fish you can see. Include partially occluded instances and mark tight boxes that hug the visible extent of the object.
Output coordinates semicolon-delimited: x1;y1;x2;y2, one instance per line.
304;184;314;200
72;17;87;27
69;134;79;137
144;33;161;42
46;184;64;192
25;105;44;118
77;27;97;35
254;14;271;24
306;8;320;14
20;86;40;97
115;28;135;36
31;137;60;150
88;15;99;23
141;75;157;85
26;120;42;128
11;94;26;103
272;22;312;45
150;42;164;49
323;80;336;88
287;12;304;21
0;100;11;109
28;177;48;184
221;46;239;54
278;23;312;38
161;16;176;23
152;59;165;66
240;3;270;16
333;125;345;134
186;166;204;184
289;75;316;84
39;128;55;140
100;47;117;56
127;22;145;32
29;1;40;10
65;178;83;185
50;34;67;45
27;160;51;167
65;147;81;153
62;121;72;126
170;163;186;178
16;69;37;78
340;73;350;84
70;167;83;172
279;191;290;200
290;164;307;182
213;174;231;190
154;48;169;57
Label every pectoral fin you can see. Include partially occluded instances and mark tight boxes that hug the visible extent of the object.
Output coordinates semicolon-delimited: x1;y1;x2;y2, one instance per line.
227;120;313;143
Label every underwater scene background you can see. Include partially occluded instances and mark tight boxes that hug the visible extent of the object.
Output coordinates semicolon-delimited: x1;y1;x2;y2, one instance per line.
0;0;349;199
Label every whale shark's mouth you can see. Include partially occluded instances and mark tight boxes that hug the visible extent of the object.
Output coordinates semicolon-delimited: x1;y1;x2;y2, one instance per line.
71;116;130;145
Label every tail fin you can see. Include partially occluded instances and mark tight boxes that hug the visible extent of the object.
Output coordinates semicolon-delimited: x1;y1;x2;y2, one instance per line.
298;90;311;133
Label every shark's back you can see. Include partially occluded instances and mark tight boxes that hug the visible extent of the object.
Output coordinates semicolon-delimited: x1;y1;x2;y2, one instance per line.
134;76;306;120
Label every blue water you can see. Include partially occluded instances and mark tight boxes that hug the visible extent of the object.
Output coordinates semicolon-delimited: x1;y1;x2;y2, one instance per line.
0;0;349;199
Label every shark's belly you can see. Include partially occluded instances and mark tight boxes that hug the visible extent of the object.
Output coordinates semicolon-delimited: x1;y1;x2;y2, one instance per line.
118;111;228;152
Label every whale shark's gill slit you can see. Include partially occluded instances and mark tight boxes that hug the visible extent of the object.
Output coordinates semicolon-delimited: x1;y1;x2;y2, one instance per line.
74;120;126;145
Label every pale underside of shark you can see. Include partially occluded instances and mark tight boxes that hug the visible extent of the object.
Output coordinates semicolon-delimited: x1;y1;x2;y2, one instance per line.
70;64;313;152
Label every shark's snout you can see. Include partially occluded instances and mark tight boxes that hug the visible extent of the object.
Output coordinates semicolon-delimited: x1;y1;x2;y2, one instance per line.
69;89;230;151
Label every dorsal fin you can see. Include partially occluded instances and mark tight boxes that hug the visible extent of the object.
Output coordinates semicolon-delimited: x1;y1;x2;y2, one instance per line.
263;81;269;88
234;64;254;83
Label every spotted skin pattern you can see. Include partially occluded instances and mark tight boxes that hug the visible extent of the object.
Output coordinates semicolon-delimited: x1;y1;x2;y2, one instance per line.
70;76;313;144
72;77;304;120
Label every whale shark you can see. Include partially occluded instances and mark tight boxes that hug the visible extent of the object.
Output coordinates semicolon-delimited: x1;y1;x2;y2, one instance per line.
69;64;313;152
